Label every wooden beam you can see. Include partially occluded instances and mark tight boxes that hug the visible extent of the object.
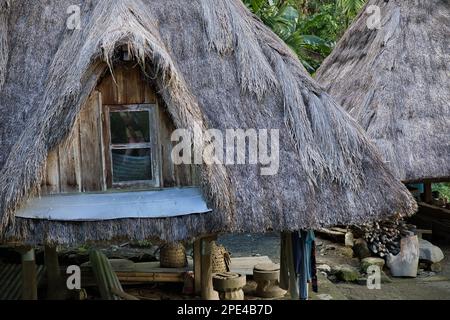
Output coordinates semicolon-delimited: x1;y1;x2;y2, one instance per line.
21;248;38;300
193;239;202;295
44;245;64;300
115;272;184;283
201;235;218;300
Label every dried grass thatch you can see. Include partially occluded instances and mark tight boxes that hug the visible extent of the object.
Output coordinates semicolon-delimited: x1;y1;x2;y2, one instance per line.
316;0;450;183
0;0;416;245
0;0;9;90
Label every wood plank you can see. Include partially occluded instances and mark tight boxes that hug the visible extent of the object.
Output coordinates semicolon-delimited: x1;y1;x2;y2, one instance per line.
97;70;117;105
58;118;81;193
101;103;113;188
116;273;184;283
79;91;104;192
125;65;144;104
98;64;156;105
42;149;60;194
97;93;107;191
115;67;125;104
159;108;176;187
143;71;157;104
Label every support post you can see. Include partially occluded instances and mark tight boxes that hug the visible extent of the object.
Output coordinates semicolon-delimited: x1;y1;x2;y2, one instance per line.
21;247;38;300
193;239;202;295
44;245;64;300
201;235;218;300
424;182;433;204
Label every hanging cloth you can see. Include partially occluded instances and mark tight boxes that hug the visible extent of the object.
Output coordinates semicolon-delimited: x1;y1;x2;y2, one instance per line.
279;232;299;299
291;230;318;300
311;238;318;293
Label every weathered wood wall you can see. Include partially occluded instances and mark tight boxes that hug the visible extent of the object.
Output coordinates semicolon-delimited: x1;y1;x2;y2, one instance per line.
41;64;197;195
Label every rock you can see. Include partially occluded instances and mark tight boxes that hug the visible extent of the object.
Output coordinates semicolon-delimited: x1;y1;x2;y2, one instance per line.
417;270;436;278
419;261;429;270
338;246;354;258
345;232;354;247
332;264;360;282
430;262;442;273
317;264;331;273
356;272;391;285
327;274;337;282
386;235;419;277
360;257;385;272
353;239;371;259
419;239;444;263
356;277;367;286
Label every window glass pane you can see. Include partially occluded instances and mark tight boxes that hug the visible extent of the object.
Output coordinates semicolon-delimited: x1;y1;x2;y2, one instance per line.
110;111;150;144
112;148;152;182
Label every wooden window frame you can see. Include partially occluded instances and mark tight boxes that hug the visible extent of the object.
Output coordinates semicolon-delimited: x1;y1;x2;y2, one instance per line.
103;104;161;189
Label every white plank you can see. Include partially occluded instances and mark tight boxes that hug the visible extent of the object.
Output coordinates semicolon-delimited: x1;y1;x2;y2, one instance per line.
16;187;211;221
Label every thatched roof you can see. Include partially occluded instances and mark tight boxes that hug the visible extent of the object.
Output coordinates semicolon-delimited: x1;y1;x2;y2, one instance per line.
0;0;416;245
316;0;450;183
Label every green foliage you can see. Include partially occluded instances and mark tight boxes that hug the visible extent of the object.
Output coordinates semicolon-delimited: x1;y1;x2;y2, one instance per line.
243;0;366;73
337;0;366;21
433;183;450;201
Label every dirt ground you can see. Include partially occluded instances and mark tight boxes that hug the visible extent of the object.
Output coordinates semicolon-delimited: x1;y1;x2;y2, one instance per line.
218;233;450;300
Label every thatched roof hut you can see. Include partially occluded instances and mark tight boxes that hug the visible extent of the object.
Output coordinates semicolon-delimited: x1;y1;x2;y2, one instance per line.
0;0;416;245
316;0;450;183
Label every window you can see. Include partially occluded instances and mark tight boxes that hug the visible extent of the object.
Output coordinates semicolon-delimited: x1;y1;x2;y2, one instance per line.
105;104;160;188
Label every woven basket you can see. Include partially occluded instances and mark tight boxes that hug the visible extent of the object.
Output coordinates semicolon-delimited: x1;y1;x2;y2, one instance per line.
160;242;187;268
211;241;231;273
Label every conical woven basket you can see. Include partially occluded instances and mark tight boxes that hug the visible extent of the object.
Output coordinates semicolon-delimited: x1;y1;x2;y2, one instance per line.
211;241;231;273
160;242;187;268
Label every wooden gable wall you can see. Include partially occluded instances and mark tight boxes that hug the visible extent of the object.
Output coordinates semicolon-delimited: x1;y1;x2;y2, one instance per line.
41;64;198;195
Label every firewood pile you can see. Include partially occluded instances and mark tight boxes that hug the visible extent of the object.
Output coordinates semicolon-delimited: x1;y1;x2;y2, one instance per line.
351;215;416;258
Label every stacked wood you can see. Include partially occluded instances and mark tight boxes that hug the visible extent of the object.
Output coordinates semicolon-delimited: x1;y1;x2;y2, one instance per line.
316;227;346;243
351;215;416;258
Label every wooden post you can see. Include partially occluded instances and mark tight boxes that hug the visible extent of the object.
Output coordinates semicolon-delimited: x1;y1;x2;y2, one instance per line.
21;248;38;300
193;239;202;295
424;182;433;204
44;245;64;300
201;235;218;300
